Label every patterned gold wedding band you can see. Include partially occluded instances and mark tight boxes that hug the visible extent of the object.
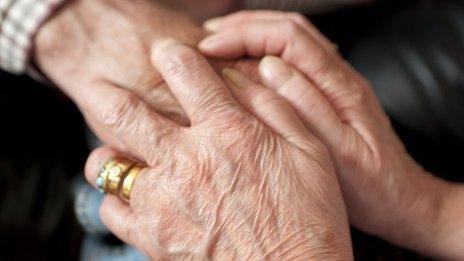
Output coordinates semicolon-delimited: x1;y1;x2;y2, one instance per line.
96;157;136;196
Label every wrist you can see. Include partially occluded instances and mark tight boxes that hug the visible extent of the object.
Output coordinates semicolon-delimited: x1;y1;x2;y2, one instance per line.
383;166;462;259
432;184;464;259
34;0;79;74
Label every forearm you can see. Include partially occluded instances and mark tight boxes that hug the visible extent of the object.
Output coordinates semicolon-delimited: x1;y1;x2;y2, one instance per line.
382;171;464;260
433;183;464;259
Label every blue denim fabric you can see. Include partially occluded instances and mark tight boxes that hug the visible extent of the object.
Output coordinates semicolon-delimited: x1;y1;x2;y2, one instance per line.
73;176;108;234
73;176;148;261
80;235;148;261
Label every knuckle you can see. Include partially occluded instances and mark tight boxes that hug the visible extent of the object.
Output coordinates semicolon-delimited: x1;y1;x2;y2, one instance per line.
145;129;180;166
288;12;308;25
344;79;368;107
164;47;203;79
312;68;352;102
310;54;333;81
280;19;304;37
351;88;367;105
194;89;236;119
198;106;250;138
102;92;141;132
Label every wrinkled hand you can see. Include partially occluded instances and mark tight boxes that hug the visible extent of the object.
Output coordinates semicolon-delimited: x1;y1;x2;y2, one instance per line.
199;11;464;259
84;40;352;260
34;0;257;154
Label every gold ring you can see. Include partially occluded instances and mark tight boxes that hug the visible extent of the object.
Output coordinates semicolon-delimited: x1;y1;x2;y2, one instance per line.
96;157;136;196
119;164;144;203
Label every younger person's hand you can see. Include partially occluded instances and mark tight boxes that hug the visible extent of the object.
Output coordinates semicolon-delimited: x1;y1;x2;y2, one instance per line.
199;11;464;259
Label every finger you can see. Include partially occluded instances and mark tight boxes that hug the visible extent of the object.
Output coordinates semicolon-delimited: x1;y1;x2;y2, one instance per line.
99;196;138;246
199;19;305;59
85;146;152;207
152;38;239;125
199;20;371;122
85;147;119;188
71;80;180;163
258;56;346;150
203;10;337;53
222;68;317;147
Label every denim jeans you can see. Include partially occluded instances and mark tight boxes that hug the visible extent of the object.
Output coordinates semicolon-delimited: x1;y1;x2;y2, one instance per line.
73;176;148;261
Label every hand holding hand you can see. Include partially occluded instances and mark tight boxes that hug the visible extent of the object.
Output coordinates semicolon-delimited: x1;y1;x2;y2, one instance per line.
34;0;258;155
84;39;352;260
199;11;464;259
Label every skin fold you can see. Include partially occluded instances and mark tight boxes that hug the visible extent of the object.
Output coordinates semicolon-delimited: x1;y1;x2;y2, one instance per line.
198;11;464;260
34;2;355;258
33;2;335;162
84;39;353;260
34;0;258;156
33;0;463;257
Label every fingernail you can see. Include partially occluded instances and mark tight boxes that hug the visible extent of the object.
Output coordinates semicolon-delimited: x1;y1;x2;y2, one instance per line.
222;68;254;89
198;35;222;50
203;17;223;31
259;56;292;89
151;38;181;56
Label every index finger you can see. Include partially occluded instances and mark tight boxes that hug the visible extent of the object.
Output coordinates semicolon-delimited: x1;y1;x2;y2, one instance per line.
204;10;337;53
152;39;240;125
199;20;378;123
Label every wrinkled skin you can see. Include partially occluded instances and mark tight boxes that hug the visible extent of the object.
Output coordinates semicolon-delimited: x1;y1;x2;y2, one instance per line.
34;0;257;154
34;2;337;162
84;40;353;260
198;11;464;259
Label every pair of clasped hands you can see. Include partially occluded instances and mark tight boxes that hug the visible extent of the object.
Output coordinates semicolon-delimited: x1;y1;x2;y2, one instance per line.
36;4;464;259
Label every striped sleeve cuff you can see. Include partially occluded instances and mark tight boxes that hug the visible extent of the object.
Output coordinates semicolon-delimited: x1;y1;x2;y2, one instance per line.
0;0;65;74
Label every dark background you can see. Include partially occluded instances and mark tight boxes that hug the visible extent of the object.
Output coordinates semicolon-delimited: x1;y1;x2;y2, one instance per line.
1;0;463;259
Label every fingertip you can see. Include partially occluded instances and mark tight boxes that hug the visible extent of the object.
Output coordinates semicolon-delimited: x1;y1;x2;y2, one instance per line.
203;17;223;32
199;33;240;58
259;55;293;89
85;147;116;188
198;35;222;52
222;67;255;90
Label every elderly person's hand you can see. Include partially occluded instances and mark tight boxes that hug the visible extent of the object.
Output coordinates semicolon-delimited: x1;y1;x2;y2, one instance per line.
34;0;257;154
83;39;353;260
199;11;464;259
